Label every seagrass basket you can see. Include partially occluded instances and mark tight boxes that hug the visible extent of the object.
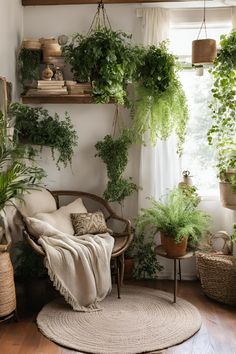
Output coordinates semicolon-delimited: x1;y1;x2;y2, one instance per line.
196;252;236;306
0;248;16;318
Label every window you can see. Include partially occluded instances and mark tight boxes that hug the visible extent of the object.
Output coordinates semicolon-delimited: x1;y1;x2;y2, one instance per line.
169;17;231;196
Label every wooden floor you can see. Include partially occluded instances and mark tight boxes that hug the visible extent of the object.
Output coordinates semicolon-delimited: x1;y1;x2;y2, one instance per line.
1;279;236;354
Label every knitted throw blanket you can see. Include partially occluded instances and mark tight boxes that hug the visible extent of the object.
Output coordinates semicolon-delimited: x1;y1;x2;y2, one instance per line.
38;233;114;312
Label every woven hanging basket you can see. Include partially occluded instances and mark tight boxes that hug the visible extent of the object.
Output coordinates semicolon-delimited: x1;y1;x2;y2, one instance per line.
0;250;16;317
197;252;236;306
192;39;217;65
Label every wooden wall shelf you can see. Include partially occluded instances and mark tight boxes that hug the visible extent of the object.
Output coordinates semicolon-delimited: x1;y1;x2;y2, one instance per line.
22;0;203;5
22;95;95;104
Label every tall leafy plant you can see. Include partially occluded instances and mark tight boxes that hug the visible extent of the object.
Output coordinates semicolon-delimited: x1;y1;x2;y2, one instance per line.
63;28;136;104
0;110;45;216
131;42;189;154
95;130;138;203
10;103;78;170
207;29;236;189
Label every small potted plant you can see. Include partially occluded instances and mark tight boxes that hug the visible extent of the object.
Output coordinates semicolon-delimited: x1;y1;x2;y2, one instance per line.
218;151;236;209
135;188;210;257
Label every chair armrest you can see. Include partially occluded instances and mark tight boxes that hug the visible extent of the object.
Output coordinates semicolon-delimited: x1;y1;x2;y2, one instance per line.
109;215;133;257
23;230;45;257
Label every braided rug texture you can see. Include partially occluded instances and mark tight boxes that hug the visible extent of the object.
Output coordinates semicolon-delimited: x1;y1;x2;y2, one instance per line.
37;286;201;354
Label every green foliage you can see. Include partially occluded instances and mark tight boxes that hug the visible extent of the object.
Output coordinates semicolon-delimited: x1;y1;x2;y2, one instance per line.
10;103;78;170
0;110;45;212
207;29;236;187
18;48;41;84
135;188;210;246
231;224;236;242
128;232;163;280
132;43;189;154
14;240;47;278
63;28;137;104
95;130;138;202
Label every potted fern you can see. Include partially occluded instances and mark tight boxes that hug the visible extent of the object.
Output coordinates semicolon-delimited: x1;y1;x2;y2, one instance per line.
135;188;210;257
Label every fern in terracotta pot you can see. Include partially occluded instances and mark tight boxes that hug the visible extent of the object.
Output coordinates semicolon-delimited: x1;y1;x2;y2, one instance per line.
135;188;210;257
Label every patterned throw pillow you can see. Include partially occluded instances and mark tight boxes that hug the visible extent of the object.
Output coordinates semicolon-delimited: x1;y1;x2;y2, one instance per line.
71;211;112;236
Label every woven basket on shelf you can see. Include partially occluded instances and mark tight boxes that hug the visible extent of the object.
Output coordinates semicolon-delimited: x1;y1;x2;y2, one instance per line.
196;252;236;306
0;248;16;318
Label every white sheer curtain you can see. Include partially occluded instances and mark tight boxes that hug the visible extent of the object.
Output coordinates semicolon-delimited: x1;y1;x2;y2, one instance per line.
138;8;181;210
232;7;236;28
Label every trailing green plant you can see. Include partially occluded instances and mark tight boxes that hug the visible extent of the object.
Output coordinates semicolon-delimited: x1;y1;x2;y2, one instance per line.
126;232;163;280
14;240;47;278
18;48;41;85
10;103;78;170
231;223;236;242
135;188;210;247
131;42;189;154
207;29;236;189
63;28;137;104
95;130;138;203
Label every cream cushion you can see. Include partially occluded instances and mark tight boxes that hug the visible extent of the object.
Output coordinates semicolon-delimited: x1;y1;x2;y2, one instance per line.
18;188;57;217
34;198;87;235
25;217;63;239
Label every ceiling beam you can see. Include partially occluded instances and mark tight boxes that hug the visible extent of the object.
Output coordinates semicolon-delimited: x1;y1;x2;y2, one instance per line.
22;0;206;5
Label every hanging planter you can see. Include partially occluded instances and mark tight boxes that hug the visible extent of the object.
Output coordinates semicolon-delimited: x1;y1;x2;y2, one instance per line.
191;0;217;65
63;3;135;104
192;39;217;65
131;42;189;154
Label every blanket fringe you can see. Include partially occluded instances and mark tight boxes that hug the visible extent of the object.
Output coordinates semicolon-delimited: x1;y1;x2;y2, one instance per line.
45;259;101;312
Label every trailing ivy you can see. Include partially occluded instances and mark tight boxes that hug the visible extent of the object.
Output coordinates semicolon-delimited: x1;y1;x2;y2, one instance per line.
207;29;236;187
18;48;41;85
63;28;137;105
95;130;138;203
10;103;78;170
131;42;189;154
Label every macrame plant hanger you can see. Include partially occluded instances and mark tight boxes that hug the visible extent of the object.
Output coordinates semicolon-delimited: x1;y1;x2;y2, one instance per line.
88;0;112;34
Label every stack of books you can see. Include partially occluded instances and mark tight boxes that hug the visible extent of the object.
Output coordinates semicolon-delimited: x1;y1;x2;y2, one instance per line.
66;81;91;95
26;80;68;96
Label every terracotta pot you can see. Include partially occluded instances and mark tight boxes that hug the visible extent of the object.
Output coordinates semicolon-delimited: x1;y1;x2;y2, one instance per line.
219;182;236;210
161;233;187;257
124;258;134;280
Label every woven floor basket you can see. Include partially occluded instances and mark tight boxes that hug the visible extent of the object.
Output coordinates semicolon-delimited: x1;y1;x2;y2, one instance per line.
197;252;236;306
0;251;16;317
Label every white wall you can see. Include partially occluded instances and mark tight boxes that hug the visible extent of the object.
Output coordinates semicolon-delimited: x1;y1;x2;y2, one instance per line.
23;4;141;221
0;0;23;100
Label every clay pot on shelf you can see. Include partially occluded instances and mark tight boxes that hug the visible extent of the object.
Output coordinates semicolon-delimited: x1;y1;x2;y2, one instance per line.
22;38;41;50
43;41;62;61
42;65;53;81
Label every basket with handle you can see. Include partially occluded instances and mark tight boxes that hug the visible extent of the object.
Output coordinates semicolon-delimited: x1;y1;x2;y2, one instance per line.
197;252;236;306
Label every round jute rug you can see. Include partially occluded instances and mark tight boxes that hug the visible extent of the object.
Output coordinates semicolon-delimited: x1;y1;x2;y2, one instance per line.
37;286;201;354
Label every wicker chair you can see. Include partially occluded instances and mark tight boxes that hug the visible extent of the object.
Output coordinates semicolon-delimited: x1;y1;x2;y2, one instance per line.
197;252;236;306
23;190;133;298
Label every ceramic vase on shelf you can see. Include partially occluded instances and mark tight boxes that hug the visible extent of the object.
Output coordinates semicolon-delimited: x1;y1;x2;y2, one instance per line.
42;65;53;81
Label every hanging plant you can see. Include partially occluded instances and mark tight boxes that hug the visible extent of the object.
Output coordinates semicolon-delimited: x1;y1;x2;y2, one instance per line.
131;42;189;154
63;28;136;105
18;48;41;85
207;29;236;190
10;103;78;170
95;130;138;203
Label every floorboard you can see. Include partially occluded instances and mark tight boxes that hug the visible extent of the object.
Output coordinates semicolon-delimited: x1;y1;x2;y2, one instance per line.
0;279;235;354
